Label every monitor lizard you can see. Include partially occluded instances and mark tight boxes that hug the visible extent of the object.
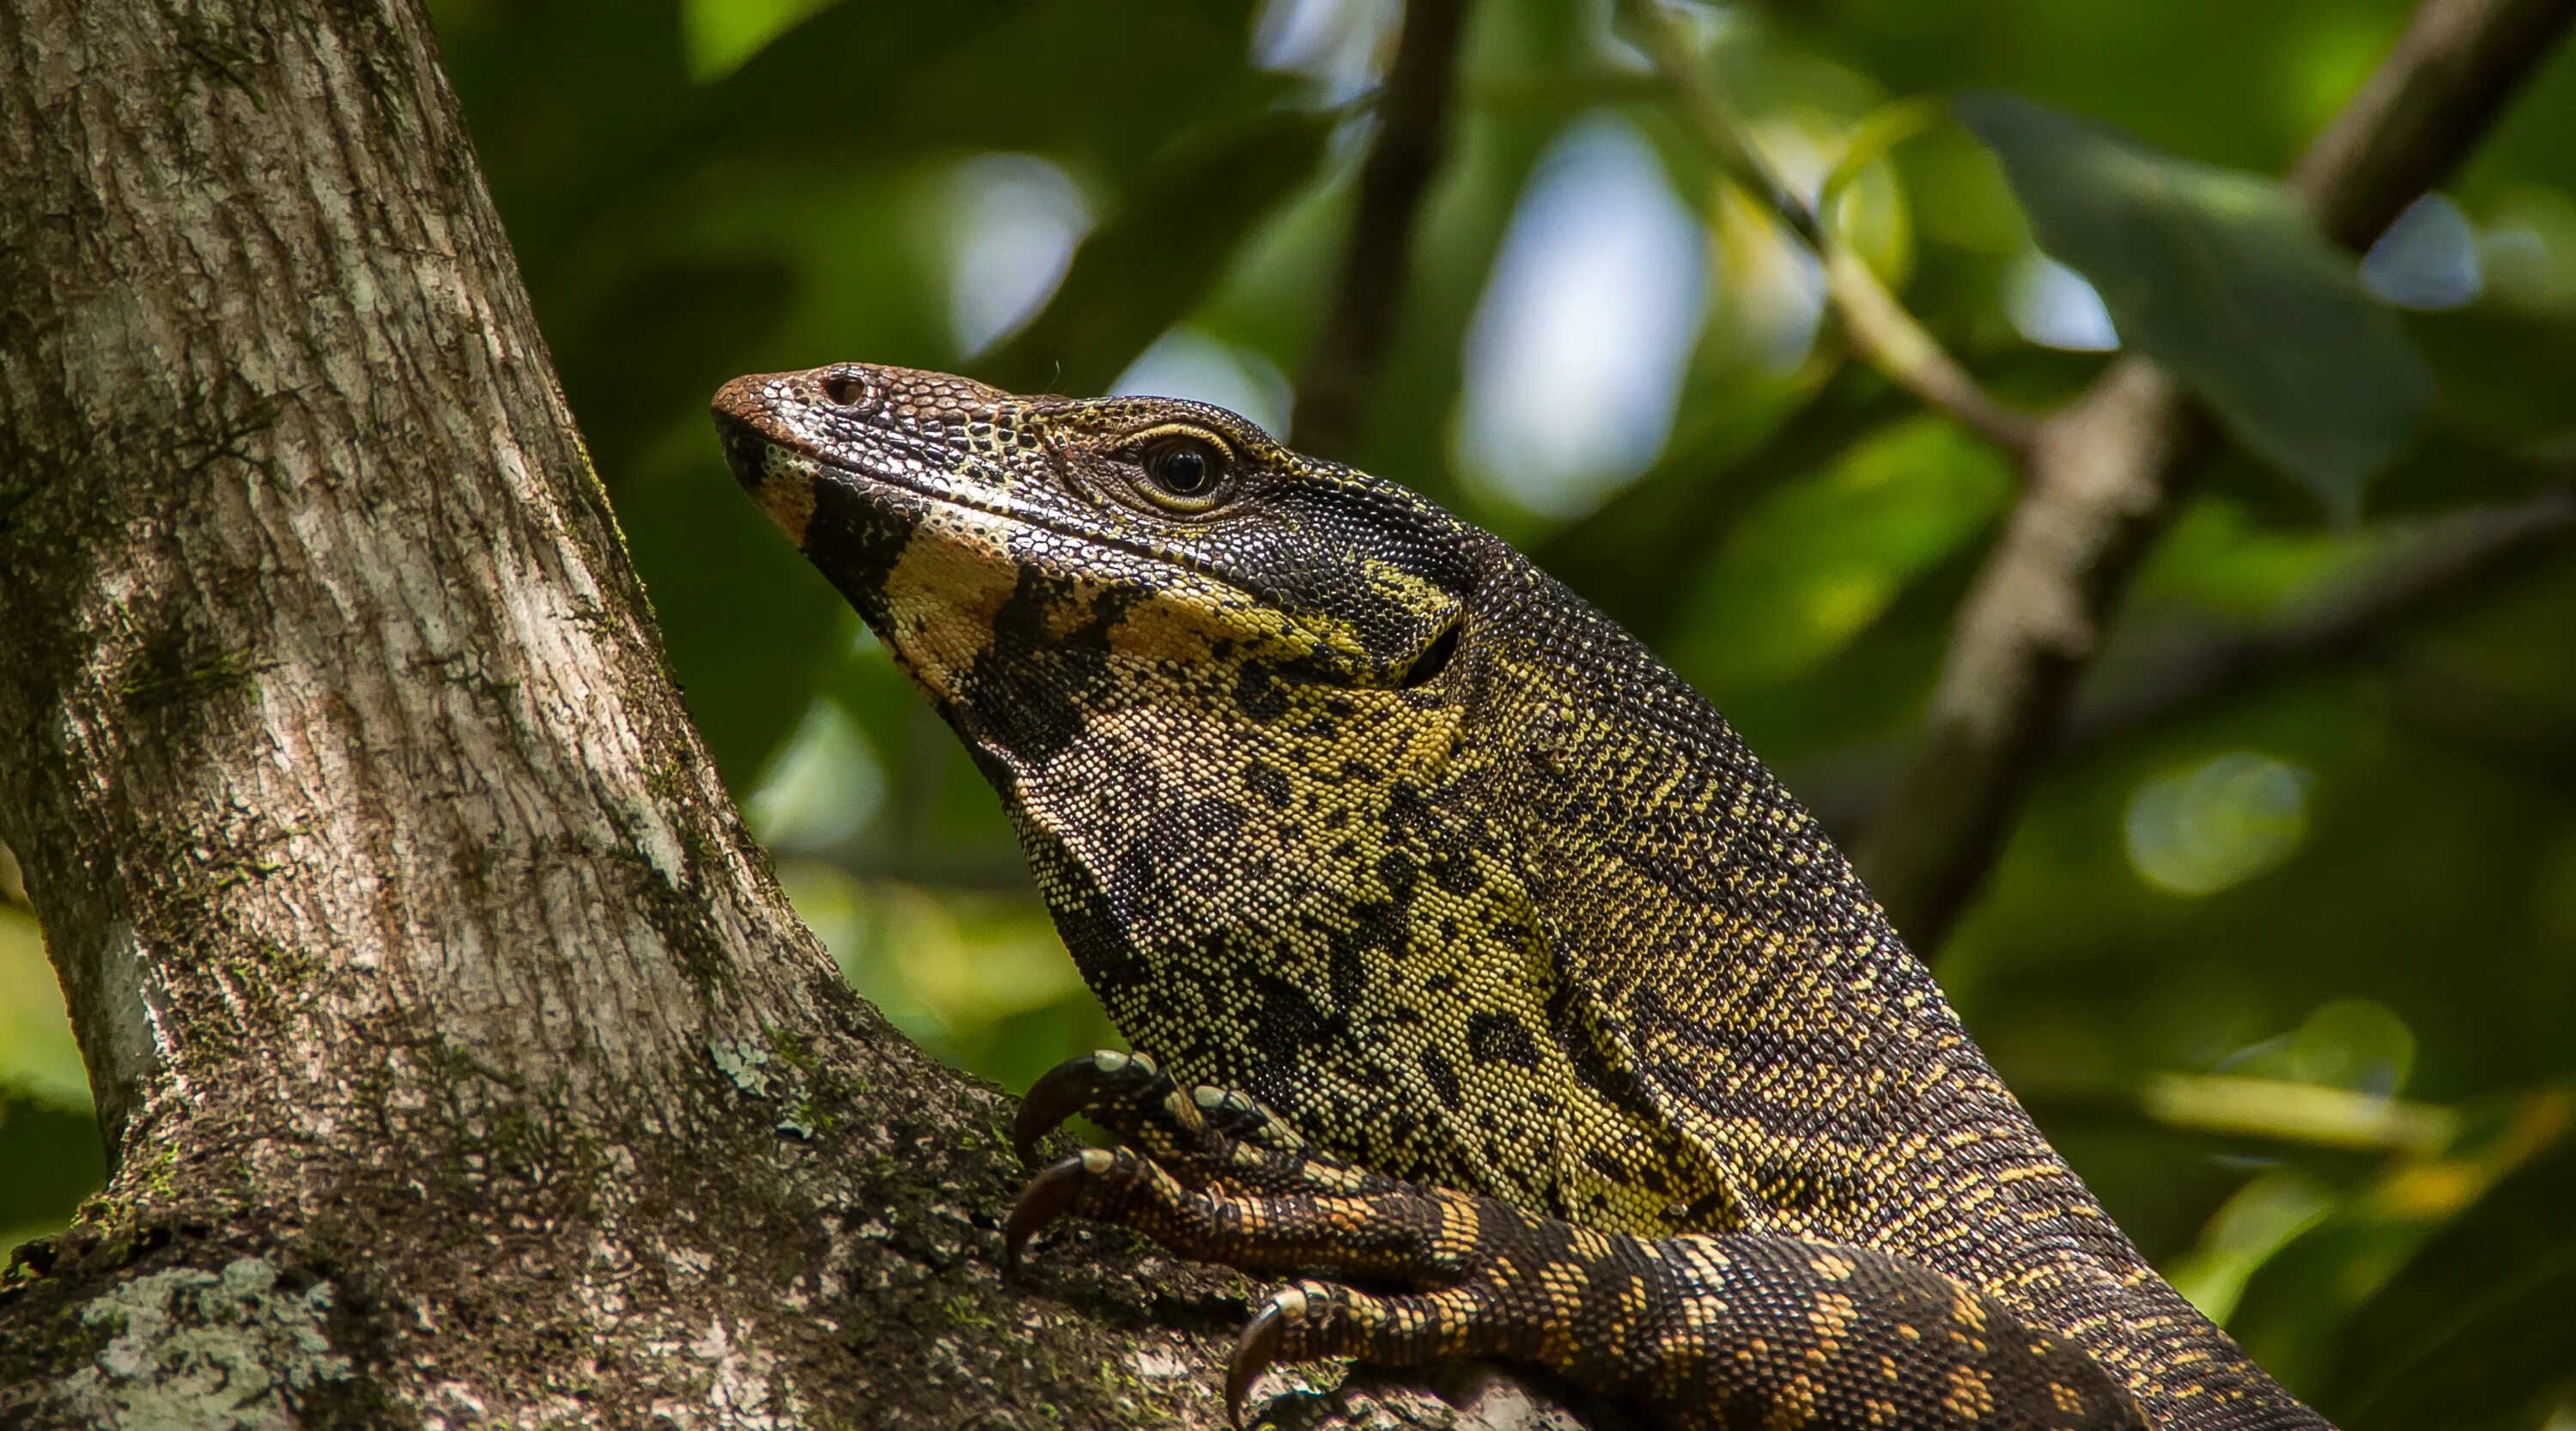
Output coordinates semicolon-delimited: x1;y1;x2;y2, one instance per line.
711;363;2334;1431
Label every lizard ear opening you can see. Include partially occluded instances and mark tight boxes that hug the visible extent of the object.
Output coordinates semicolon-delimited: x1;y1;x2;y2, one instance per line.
1397;620;1462;690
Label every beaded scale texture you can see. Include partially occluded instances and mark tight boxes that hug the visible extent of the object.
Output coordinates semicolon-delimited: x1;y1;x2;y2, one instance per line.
712;363;2333;1431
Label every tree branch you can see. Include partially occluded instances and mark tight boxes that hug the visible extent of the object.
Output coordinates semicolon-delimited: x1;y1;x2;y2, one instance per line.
2289;0;2576;248
1854;0;2576;953
1620;0;2040;454
2381;649;2576;792
1785;479;2576;843
1289;0;1474;460
2064;479;2576;751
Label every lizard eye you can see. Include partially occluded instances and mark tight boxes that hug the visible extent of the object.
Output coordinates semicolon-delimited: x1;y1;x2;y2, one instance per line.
1134;433;1230;513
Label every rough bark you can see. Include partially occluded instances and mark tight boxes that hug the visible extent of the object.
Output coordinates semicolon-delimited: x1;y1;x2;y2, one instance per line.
0;3;1578;1427
1853;0;2576;951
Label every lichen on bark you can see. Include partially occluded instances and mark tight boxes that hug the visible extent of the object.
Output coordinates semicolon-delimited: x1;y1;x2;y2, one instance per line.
56;1257;355;1429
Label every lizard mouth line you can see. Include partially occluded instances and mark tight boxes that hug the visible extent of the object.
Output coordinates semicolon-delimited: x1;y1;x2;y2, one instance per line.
739;412;1293;613
720;402;1465;688
841;453;1278;607
815;438;1465;691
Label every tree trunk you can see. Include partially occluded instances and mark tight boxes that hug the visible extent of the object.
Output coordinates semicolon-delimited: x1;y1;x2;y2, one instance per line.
0;3;1570;1426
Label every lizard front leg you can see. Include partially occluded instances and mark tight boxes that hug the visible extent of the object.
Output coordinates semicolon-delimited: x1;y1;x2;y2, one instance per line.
1006;1052;2143;1431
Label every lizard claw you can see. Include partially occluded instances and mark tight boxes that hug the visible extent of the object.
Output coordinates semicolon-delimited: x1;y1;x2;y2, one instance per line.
1014;1052;1108;1163
1225;1293;1291;1428
1002;1149;1106;1271
1013;1050;1145;1164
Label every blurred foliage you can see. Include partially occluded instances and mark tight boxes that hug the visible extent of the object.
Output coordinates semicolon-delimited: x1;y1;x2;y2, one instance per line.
7;0;2575;1422
1;884;101;1254
1959;90;2433;511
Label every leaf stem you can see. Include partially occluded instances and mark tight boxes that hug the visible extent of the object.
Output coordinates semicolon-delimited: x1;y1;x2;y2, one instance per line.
1620;0;2038;454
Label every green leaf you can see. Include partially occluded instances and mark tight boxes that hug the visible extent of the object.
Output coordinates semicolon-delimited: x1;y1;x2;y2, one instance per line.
2223;1095;2576;1427
680;0;841;82
1956;91;2432;519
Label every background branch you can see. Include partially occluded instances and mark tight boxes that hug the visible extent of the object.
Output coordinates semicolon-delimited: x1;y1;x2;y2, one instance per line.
2289;0;2576;248
1787;479;2576;841
1853;0;2576;954
2063;478;2576;752
2382;649;2576;793
1290;0;1474;460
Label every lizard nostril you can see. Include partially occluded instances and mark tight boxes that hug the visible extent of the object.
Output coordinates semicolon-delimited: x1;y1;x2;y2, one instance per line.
819;371;874;409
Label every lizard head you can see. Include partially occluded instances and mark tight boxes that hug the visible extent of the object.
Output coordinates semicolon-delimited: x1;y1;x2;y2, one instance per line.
712;362;1482;776
715;360;1550;1137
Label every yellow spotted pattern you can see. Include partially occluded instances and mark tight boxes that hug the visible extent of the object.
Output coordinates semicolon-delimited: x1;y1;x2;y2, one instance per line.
713;364;2337;1431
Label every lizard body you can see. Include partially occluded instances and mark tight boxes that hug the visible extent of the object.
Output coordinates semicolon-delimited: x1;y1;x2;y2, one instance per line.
712;364;2333;1431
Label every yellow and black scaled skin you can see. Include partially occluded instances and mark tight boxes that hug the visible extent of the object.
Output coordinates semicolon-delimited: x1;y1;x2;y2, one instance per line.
712;364;2330;1431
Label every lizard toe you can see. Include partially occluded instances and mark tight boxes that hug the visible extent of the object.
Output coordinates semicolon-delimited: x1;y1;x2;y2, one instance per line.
1184;1081;1309;1152
1016;1056;1341;1194
999;1139;1446;1282
1003;1148;1114;1272
1228;1278;1501;1427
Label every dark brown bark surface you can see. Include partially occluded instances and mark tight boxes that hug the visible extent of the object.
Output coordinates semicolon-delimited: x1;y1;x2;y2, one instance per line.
0;3;1575;1426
